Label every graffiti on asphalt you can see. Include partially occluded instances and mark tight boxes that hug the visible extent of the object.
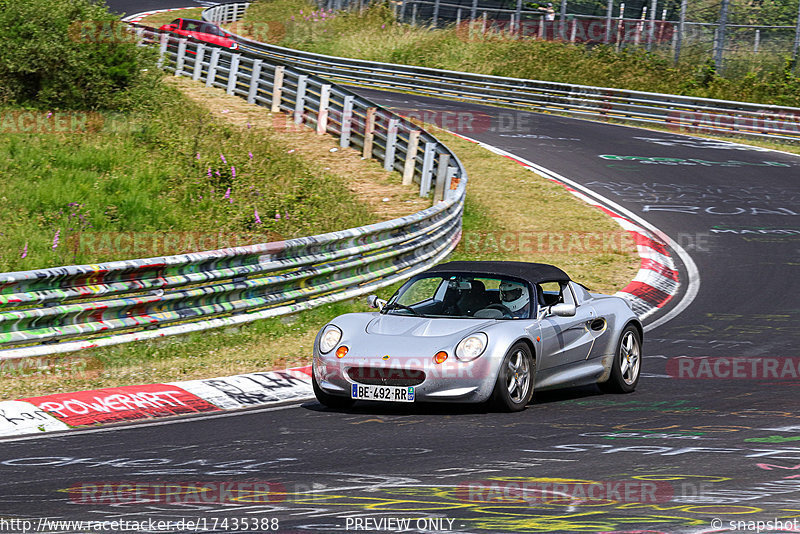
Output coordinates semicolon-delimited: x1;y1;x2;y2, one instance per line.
631;137;772;152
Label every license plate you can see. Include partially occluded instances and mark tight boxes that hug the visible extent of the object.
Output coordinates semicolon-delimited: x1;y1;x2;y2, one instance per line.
351;384;415;402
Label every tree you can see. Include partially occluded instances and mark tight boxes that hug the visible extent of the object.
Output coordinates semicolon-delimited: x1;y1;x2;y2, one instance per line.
0;0;158;110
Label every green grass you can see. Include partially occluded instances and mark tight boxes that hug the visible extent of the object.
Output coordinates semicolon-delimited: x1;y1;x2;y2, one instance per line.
240;0;800;107
0;82;375;273
0;120;640;399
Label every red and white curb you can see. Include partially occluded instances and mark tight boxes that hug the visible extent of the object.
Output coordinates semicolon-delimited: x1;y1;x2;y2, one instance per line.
449;132;681;319
0;366;313;438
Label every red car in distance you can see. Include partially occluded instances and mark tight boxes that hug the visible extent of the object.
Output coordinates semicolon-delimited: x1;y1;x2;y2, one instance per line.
158;18;239;50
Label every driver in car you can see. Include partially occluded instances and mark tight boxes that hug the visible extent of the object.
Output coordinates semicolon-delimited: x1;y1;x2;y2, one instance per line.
499;280;530;319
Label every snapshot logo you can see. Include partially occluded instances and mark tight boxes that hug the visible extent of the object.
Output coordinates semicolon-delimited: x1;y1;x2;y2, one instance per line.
69;481;285;504
456;478;674;504
667;357;800;380
459;230;636;255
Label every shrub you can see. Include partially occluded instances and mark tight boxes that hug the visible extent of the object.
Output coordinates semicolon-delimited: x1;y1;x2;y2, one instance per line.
0;0;159;110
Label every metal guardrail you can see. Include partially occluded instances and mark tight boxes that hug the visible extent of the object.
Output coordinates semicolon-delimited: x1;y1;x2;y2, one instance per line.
0;24;466;361
203;2;800;142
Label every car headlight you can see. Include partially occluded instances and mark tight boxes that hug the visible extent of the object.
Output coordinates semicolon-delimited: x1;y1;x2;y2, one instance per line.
456;332;487;361
319;325;342;354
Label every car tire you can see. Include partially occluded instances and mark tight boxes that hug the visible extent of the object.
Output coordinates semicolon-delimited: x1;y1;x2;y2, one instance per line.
312;372;356;409
599;324;642;394
491;342;535;412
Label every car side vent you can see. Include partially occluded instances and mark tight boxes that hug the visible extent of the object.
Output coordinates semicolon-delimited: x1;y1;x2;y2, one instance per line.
590;318;606;332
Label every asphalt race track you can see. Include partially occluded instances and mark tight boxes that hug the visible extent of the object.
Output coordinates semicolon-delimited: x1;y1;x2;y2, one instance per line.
2;3;800;532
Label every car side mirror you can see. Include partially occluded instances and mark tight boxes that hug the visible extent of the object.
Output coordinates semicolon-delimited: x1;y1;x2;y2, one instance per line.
551;303;576;317
367;294;386;310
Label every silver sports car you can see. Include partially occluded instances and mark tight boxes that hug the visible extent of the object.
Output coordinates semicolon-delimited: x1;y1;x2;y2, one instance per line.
312;261;643;411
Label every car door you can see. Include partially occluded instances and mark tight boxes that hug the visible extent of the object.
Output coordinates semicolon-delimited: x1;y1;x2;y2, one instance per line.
536;281;597;370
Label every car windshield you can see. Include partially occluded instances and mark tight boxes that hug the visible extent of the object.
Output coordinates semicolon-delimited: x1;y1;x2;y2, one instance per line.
180;20;225;36
383;274;532;319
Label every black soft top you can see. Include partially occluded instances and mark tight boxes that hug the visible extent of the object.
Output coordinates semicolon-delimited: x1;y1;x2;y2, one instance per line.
426;261;570;284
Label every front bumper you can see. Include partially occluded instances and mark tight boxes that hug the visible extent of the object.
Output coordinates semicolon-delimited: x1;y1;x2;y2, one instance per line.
313;351;499;404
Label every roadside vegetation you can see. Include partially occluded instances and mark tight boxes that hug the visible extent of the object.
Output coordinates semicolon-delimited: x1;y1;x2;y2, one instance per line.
0;0;639;398
239;0;800;107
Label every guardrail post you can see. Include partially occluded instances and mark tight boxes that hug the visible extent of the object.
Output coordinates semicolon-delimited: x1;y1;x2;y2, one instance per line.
383;119;400;171
445;167;458;200
294;75;308;125
317;84;331;135
402;130;421;185
206;48;220;87
419;142;436;196
432;0;440;27
158;33;168;69
434;153;450;202
412;3;418;26
271;66;285;113
363;107;377;158
227;54;241;95
175;38;188;76
247;59;263;104
340;95;354;148
192;44;206;81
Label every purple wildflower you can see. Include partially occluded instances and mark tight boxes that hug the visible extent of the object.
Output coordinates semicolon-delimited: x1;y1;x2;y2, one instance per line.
254;208;262;224
220;154;227;164
231;166;236;178
20;242;27;259
224;187;231;200
52;229;60;250
248;151;253;159
207;167;212;177
196;152;201;160
275;212;281;220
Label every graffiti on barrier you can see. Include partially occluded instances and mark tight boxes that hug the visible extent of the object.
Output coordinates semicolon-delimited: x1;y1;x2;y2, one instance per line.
174;371;312;409
25;385;219;426
0;400;69;436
